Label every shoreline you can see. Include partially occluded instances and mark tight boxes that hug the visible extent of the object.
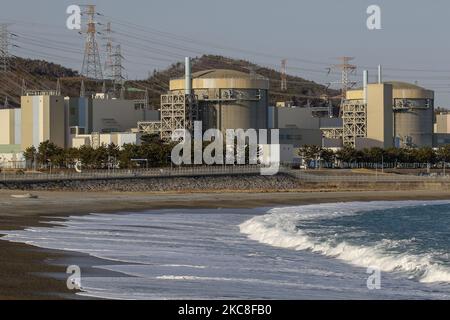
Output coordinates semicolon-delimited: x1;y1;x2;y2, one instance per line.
2;189;450;300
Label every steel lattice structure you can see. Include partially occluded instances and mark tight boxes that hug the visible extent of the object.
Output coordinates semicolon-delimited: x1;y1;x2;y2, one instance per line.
322;127;344;139
138;94;199;141
81;5;103;79
0;24;10;73
342;100;367;148
281;59;287;91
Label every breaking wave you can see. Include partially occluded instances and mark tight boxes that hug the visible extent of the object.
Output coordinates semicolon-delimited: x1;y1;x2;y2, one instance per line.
240;201;450;284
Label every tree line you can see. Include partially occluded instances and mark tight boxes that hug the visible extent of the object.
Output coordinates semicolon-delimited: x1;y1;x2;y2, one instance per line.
22;134;253;170
23;134;175;170
299;145;450;168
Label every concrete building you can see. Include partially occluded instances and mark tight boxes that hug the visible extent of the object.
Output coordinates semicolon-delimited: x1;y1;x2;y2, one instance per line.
66;96;159;135
259;144;294;165
71;131;142;149
21;91;66;150
434;113;450;146
435;113;450;134
0;108;21;145
169;69;269;132
0;144;24;169
346;81;434;148
272;107;323;148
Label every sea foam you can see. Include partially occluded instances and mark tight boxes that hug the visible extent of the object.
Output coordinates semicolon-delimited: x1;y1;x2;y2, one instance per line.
240;201;450;283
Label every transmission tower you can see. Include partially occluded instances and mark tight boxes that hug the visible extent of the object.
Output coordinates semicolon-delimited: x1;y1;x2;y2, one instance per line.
80;79;85;97
0;24;11;73
21;79;26;96
81;5;103;79
3;96;8;108
332;56;357;99
56;78;61;95
103;22;114;80
111;44;124;85
281;59;287;91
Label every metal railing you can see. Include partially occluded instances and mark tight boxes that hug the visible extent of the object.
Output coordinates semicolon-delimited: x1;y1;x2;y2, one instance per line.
0;165;270;183
1;165;449;184
287;171;450;183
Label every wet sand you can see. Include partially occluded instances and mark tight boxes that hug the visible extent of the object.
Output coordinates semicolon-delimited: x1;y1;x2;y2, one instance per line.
2;189;450;300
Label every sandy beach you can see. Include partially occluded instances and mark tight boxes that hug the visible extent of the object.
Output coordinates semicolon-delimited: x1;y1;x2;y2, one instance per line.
2;189;450;300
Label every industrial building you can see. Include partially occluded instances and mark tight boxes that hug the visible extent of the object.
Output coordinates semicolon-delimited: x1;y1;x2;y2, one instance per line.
320;67;435;149
435;113;450;134
66;96;159;134
0;108;21;145
169;68;269;132
66;95;159;147
0;55;446;170
21;90;66;150
269;107;322;148
0;87;159;161
0;107;23;168
72;131;142;149
138;58;269;140
434;113;450;146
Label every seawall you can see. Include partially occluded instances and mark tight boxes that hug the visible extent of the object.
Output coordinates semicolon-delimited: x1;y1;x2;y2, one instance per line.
1;173;450;192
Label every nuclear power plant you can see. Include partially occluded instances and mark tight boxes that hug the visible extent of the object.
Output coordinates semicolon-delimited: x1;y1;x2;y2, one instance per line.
136;58;269;141
0;4;449;168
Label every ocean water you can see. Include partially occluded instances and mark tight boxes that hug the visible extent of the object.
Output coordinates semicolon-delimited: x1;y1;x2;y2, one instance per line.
2;200;450;299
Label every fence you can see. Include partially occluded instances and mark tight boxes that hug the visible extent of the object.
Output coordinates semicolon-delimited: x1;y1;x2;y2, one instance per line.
288;171;450;183
0;165;271;183
1;165;449;184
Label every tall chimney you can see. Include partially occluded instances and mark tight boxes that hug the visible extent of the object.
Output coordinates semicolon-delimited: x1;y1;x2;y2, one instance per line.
185;57;192;95
363;70;368;104
378;65;382;84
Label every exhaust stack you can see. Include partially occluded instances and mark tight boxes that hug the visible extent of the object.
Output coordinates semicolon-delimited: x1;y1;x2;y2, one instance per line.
378;65;382;84
363;70;369;104
185;57;192;95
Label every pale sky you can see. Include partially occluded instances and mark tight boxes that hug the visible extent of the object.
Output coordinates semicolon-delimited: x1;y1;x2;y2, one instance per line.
1;0;450;106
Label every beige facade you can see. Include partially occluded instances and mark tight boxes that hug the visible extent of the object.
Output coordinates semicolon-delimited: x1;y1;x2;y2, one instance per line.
21;94;66;151
366;84;393;148
0;108;21;145
170;69;269;91
435;113;450;134
169;69;269;132
346;81;434;148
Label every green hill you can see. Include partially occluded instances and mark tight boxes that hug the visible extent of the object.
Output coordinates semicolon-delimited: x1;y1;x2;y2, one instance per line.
0;54;338;109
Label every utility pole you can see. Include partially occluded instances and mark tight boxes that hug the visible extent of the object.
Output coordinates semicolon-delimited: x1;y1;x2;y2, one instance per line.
281;59;287;91
81;5;103;79
0;24;11;73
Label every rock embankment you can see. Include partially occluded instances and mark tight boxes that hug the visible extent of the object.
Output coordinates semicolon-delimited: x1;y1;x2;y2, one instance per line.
0;173;302;192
